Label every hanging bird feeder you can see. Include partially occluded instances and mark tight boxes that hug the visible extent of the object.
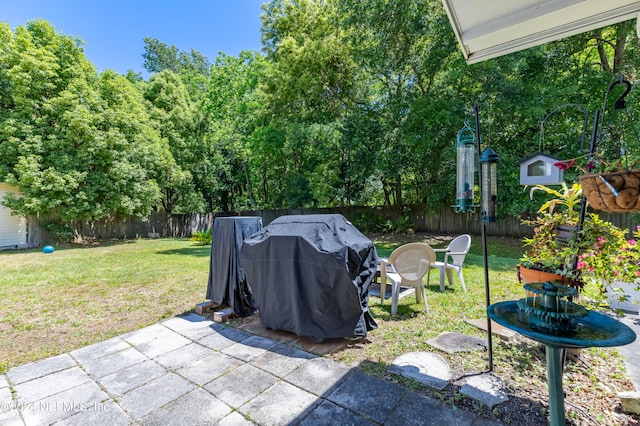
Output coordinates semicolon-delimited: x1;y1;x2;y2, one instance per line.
454;120;478;213
480;147;500;222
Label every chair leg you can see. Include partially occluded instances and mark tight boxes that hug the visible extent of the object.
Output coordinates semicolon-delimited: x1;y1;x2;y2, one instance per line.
391;282;401;315
439;267;446;292
380;280;387;302
446;268;454;286
421;279;429;314
458;269;467;292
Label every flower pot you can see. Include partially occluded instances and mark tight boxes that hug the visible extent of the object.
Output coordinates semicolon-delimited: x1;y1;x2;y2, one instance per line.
579;170;640;213
517;266;568;285
607;281;640;313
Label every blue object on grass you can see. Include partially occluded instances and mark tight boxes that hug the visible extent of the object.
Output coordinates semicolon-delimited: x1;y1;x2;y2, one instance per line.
43;245;55;254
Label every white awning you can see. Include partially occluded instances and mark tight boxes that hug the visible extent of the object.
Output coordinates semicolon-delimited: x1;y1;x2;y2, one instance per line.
442;0;640;64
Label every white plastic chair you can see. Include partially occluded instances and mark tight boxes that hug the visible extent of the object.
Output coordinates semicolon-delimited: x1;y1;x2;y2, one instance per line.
431;234;471;292
379;243;435;315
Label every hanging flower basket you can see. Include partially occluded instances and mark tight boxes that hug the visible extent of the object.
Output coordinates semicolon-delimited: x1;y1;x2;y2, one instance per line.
579;170;640;213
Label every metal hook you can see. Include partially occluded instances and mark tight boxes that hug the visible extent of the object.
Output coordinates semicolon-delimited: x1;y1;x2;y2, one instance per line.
613;80;632;110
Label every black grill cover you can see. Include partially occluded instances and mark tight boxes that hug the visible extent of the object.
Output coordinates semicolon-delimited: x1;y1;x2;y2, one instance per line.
239;214;378;339
206;216;262;317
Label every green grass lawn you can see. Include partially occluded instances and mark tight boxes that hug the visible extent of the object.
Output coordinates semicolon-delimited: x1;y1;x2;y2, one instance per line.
0;239;212;372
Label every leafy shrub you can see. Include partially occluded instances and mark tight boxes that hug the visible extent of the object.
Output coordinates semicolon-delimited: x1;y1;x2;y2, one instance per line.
394;215;414;233
190;230;212;245
352;211;386;234
45;222;76;243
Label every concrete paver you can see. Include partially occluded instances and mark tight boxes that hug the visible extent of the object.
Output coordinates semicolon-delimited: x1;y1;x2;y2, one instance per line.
116;372;196;420
175;351;243;386
325;370;407;424
69;337;130;365
221;334;280;362
205;363;278;408
1;313;514;425
252;343;316;377
122;325;191;358
7;354;76;386
98;360;166;396
153;341;212;370
13;367;90;403
20;381;108;426
237;380;318;425
284;357;353;396
461;373;509;409
139;388;232;425
196;326;253;350
299;400;378;426
55;400;130;426
78;346;147;379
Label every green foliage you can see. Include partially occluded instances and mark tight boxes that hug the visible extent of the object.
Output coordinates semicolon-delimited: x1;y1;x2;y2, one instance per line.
528;183;582;223
3;9;640;220
45;222;76;243
0;20;162;221
142;37;210;76
578;222;639;306
189;230;212;246
352;210;415;234
520;182;628;297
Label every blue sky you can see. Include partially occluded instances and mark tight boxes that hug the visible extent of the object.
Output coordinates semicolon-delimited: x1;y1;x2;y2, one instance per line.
2;0;265;76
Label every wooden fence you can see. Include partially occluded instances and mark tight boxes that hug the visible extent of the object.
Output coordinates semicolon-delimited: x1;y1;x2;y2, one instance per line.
24;204;638;248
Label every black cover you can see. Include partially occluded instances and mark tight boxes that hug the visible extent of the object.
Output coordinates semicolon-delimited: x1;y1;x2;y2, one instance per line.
206;216;262;316
239;214;378;339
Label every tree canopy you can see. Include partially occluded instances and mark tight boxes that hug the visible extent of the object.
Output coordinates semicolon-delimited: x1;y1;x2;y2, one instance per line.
1;2;639;223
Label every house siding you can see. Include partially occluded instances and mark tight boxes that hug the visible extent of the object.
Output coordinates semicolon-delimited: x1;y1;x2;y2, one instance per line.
0;184;27;249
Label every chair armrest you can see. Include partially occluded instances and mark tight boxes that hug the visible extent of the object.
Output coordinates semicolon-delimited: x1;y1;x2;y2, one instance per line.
380;259;396;281
433;248;448;253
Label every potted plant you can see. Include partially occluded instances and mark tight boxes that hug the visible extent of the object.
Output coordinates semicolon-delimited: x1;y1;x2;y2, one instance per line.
518;183;584;286
551;125;640;214
518;182;624;290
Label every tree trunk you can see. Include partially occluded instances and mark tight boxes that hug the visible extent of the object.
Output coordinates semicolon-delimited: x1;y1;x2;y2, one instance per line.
394;175;403;206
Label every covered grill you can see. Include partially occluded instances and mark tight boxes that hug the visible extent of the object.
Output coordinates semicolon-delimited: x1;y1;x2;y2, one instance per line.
239;214;378;340
206;216;262;316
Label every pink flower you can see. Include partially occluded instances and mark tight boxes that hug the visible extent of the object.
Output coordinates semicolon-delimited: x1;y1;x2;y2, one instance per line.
614;270;620;276
628;239;637;246
553;159;575;170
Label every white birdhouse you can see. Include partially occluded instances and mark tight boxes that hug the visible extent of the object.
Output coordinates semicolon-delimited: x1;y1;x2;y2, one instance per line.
517;152;563;185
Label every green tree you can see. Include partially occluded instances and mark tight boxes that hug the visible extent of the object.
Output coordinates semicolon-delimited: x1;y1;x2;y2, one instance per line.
142;37;210;76
0;20;162;220
144;70;205;213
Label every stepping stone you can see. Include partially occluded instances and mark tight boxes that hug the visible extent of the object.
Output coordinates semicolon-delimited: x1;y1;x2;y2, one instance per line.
466;318;518;341
460;373;509;408
388;352;451;390
426;332;487;354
